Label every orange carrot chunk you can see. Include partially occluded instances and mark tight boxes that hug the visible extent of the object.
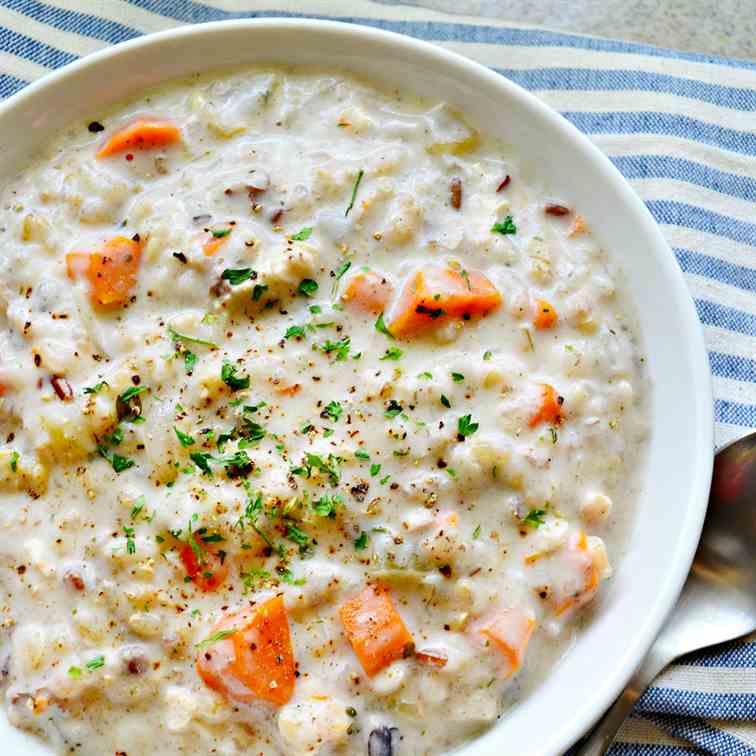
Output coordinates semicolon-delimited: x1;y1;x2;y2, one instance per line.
533;298;558;330
96;118;181;158
387;266;501;338
341;270;393;314
203;228;233;257
196;596;295;706
528;383;564;428
339;584;414;676
179;531;229;592
66;235;142;308
552;530;601;617
472;607;535;679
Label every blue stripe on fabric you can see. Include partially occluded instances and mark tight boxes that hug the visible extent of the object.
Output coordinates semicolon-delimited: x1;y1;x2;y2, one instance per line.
28;0;750;71
644;714;756;756
607;743;702;756
648;200;756;248
612;155;756;204
674;249;756;295
0;26;76;69
680;639;756;669
563;111;756;157
715;399;756;428
696;299;756;338
0;72;27;98
709;352;756;384
638;688;756;719
495;68;756;112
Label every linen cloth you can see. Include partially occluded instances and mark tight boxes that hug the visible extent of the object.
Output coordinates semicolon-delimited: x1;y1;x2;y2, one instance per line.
0;1;753;753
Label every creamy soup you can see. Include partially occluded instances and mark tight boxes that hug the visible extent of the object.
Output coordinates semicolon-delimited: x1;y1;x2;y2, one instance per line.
0;67;647;755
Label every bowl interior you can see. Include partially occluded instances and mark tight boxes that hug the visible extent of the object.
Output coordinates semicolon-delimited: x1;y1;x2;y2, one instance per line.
0;20;713;756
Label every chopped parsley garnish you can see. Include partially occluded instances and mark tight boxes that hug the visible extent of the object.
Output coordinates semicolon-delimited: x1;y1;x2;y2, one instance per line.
354;531;369;550
118;385;147;403
280;569;306;586
345;169;364;216
195;628;238;650
549;427;559;444
457;414;479;438
130;496;145;519
85;655;105;671
290;227;313;241
380;346;403;361
184;351;197;374
97;445;135;473
285;325;306;340
324;401;343;422
83;381;108;394
375;312;394;339
221;362;250;391
168;326;218;349
440;394;451;408
393;448;409;457
451;372;465;382
67;666;82;678
522;508;547;528
473;524;482;539
418;371;432;379
332;259;352;296
293;452;341;486
9;451;19;473
320;337;350;361
252;283;269;302
286;523;310;554
221;267;254;285
174;427;195;447
370;463;381;476
313;494;341;518
355;449;370;461
491;215;517;235
190;452;213;476
379;474;391;485
384;399;403;418
309;304;322;314
297;278;319;297
483;350;493;361
124;526;136;555
212;228;232;238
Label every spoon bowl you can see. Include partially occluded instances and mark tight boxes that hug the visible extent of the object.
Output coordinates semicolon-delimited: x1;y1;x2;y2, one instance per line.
577;431;756;755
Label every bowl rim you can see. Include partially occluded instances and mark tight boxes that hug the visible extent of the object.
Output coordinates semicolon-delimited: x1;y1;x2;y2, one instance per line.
0;17;714;755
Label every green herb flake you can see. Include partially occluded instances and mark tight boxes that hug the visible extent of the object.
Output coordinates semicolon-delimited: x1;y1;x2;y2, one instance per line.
355;449;370;461
9;450;19;473
549;427;558;445
195;628;238;650
345;169;365;217
184;351;197;374
309;304;322;315
190;452;213;476
440;394;451;409
380;346;403;361
221;267;254;286
85;655;105;671
118;385;147;403
375;312;394;339
221;362;250;391
418;371;433;379
124;526;136;555
473;524;482;539
174;426;195;448
168;326;218;349
354;531;369;550
285;325;306;340
297;278;319;298
370;463;381;477
451;372;465;383
83;381;108;395
324;401;343;422
523;508;547;528
67;666;82;678
313;493;341;518
252;283;269;302
483;350;493;361
320;337;351;361
290;227;313;241
212;228;231;239
384;399;403;418
457;414;479;438
491;215;517;235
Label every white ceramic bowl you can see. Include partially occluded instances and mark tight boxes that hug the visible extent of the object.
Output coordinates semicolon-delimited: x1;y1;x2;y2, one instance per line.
0;19;713;756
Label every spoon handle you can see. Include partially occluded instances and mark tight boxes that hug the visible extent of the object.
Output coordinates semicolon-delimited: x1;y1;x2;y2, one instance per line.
574;648;671;756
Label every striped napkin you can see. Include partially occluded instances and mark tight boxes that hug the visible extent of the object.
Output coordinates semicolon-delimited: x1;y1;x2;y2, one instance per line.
0;1;753;753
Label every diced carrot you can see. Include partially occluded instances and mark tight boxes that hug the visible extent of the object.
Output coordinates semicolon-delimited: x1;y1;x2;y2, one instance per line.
471;607;535;679
196;596;295;706
96;118;181;158
387;266;501;338
528;383;564;428
341;269;393;314
276;383;301;396
339;583;414;676
179;531;229;592
415;648;448;668
533;298;558;330
569;215;588;238
551;530;600;617
66;235;142;309
203;228;233;257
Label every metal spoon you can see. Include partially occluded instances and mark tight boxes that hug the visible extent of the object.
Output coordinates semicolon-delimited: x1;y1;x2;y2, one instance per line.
576;432;756;756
